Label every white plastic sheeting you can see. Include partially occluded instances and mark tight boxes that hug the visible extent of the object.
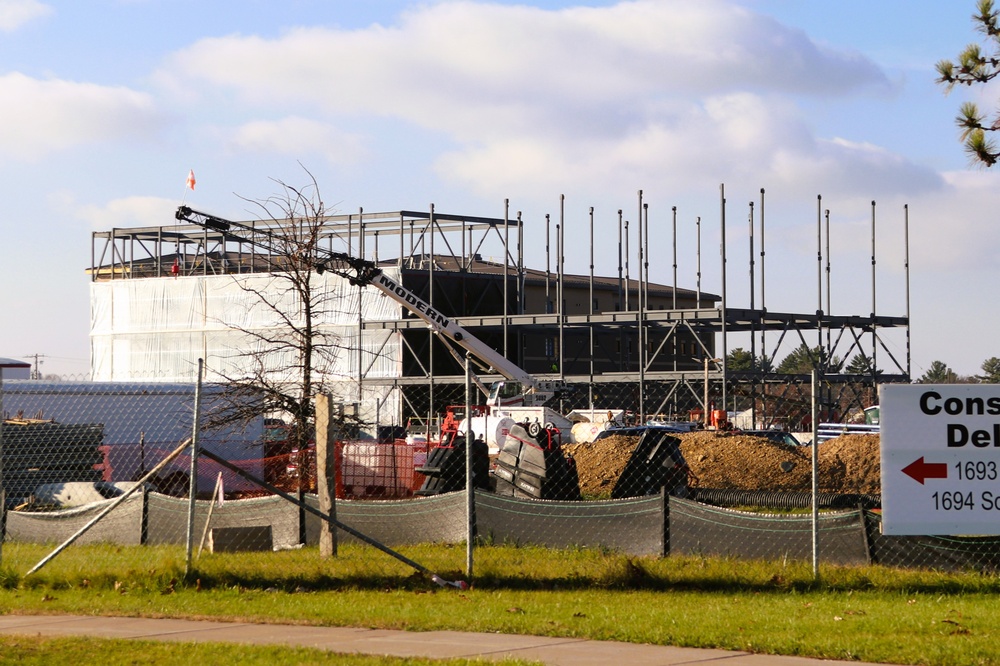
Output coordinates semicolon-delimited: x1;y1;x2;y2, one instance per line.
90;268;405;431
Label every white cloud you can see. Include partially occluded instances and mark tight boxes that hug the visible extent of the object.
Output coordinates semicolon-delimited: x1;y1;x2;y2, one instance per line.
154;0;889;129
151;1;897;195
151;0;971;273
0;73;160;160
0;0;51;32
906;171;1000;270
434;90;944;206
225;117;367;165
74;196;180;231
766;167;1000;277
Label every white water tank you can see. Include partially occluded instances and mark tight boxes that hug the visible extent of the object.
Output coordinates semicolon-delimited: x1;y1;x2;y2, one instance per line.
458;415;516;455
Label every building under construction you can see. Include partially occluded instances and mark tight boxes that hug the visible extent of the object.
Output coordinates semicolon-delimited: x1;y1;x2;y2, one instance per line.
89;191;910;434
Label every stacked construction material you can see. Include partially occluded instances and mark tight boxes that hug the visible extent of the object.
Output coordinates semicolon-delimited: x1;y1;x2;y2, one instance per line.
415;436;490;496
493;423;582;501
1;419;105;506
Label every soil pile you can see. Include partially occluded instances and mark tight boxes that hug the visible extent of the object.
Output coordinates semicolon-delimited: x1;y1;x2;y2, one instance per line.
564;431;881;497
564;435;638;497
677;431;812;492
815;433;881;495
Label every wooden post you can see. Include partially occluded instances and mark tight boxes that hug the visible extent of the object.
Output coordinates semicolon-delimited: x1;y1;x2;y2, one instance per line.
316;393;338;557
661;486;671;557
140;483;149;546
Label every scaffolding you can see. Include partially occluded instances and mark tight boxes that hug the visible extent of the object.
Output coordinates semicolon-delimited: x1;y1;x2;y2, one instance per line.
90;190;910;431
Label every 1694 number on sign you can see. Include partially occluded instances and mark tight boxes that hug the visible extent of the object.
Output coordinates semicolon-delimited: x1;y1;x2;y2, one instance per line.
931;491;974;511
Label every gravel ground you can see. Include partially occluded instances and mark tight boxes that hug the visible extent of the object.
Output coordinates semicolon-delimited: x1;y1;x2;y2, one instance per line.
564;431;881;497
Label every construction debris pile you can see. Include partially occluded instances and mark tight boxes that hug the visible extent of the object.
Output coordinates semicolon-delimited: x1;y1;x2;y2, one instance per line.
565;431;881;499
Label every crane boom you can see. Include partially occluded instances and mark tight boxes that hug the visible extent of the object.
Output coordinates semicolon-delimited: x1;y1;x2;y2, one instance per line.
174;205;563;406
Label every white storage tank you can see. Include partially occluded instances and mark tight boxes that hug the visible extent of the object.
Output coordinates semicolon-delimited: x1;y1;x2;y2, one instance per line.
458;414;516;455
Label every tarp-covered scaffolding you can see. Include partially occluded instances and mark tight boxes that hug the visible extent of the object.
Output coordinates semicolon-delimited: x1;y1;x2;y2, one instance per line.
90;268;405;428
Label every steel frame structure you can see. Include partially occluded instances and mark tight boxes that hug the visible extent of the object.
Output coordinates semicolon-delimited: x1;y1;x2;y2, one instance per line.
91;190;911;429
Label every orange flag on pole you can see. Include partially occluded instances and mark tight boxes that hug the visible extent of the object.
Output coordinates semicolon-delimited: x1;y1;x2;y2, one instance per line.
186;169;196;191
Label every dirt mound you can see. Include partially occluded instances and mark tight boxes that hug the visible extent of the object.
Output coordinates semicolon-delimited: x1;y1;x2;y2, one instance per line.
816;434;881;495
677;431;812;491
564;435;638;498
564;431;881;497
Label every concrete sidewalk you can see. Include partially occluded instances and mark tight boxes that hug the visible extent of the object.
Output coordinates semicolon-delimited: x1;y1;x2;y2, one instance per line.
0;614;899;665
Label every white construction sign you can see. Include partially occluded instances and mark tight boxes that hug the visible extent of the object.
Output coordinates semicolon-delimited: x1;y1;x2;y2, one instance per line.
881;384;1000;535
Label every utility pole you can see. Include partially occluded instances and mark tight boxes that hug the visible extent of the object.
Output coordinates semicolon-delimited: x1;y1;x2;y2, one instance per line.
24;354;46;380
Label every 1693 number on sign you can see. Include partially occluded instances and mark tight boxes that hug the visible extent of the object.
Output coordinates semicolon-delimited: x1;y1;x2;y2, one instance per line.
954;460;998;481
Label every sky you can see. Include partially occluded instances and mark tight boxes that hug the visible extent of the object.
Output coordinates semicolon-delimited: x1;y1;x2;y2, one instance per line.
0;0;996;379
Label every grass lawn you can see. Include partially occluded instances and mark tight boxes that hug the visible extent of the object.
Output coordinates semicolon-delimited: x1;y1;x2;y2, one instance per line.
1;542;999;665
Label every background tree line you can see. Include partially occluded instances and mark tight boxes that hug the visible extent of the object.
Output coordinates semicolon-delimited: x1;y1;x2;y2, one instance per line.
726;345;1000;384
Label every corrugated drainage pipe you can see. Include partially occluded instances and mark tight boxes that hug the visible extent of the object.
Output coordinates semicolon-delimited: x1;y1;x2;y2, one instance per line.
690;487;881;511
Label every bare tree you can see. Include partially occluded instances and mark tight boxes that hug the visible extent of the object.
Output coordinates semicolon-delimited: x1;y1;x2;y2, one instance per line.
205;172;362;480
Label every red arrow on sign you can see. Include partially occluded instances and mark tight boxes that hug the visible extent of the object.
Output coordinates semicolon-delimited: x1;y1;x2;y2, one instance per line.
901;457;948;484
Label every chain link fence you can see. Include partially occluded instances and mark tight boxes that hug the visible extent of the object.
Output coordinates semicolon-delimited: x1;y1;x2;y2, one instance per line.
0;371;469;585
3;372;999;584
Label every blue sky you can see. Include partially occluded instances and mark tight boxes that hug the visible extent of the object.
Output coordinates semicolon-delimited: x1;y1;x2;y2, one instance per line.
0;0;996;378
